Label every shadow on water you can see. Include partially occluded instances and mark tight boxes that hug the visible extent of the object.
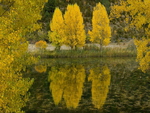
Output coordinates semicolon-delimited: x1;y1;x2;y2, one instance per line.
24;57;150;113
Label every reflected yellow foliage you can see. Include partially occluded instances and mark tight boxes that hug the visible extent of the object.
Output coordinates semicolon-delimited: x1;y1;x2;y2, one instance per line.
48;65;86;108
35;65;47;73
48;66;66;105
88;66;111;109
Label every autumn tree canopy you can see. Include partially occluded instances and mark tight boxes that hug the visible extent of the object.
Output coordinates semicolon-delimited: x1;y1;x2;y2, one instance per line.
0;0;47;112
89;2;111;49
110;0;150;72
48;7;64;50
64;4;86;49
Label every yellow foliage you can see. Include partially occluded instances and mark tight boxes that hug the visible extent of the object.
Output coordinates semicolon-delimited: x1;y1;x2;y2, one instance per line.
0;0;47;35
48;65;86;108
0;0;47;112
35;65;47;73
64;4;86;49
110;0;150;72
89;2;111;47
88;66;111;109
35;40;48;49
134;39;150;72
111;0;150;31
49;7;64;48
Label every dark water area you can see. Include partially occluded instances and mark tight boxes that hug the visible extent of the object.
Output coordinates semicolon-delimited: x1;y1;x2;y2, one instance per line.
24;58;150;113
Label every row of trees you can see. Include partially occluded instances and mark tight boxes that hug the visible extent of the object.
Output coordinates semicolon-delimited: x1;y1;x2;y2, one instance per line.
49;3;111;50
48;0;150;72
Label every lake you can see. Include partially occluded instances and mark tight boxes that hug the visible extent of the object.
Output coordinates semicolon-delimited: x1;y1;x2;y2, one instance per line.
24;57;150;113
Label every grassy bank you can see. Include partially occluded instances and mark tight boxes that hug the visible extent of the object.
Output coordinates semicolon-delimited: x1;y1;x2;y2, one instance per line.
33;47;137;58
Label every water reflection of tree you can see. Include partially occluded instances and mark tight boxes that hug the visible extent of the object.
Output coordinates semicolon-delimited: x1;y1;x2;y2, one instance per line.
48;65;86;108
34;65;47;73
88;66;111;109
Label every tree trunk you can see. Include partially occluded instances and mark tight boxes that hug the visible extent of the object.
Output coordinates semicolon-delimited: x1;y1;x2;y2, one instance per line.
75;46;78;50
55;46;60;51
71;45;75;50
100;44;103;51
100;40;103;51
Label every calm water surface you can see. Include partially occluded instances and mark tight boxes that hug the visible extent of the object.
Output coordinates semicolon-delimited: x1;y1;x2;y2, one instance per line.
24;58;150;113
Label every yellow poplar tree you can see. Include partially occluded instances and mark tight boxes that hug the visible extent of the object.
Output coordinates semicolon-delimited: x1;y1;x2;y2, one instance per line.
64;4;86;49
110;0;150;72
48;7;64;50
89;2;111;50
89;3;111;48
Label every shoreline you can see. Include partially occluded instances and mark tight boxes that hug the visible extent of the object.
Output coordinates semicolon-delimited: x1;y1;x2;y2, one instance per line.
28;40;133;52
28;40;136;58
